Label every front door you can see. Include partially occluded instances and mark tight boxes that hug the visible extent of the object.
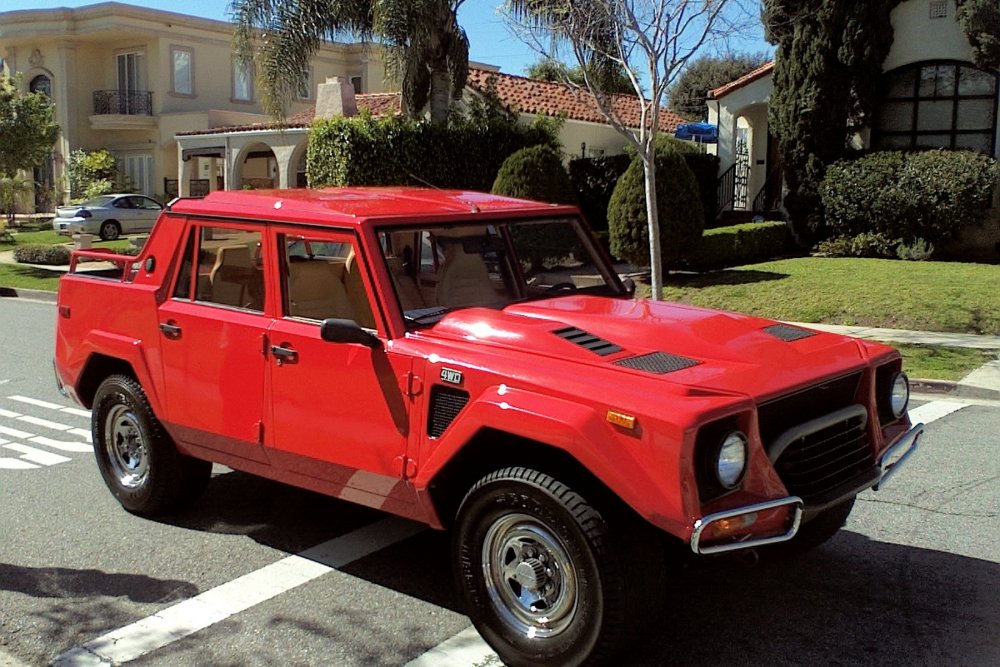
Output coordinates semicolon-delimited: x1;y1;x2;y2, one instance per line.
264;228;417;515
157;221;271;464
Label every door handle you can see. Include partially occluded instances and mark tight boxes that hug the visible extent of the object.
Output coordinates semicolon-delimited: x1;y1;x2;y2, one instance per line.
159;321;181;338
270;344;298;365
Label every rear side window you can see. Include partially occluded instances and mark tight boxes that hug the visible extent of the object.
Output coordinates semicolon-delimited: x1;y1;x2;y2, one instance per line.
171;225;265;312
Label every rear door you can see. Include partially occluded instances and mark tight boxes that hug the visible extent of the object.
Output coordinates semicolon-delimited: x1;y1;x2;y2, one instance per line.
264;227;419;514
157;220;272;464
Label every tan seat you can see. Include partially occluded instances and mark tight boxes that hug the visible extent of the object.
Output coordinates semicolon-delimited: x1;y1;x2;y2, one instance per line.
209;245;257;308
287;260;353;320
386;256;426;312
343;251;377;329
435;243;498;308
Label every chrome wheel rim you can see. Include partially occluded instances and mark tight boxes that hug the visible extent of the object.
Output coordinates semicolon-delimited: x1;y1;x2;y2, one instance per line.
103;404;149;489
481;513;578;638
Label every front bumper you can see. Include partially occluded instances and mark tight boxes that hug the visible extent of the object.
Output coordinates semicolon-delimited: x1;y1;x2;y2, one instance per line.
690;423;924;555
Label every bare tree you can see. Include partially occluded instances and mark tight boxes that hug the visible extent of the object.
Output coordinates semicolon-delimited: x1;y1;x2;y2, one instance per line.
506;0;750;299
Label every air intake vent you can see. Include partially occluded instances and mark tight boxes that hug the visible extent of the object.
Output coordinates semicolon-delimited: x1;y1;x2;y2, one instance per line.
553;326;622;356
428;386;469;438
763;324;817;342
614;352;700;374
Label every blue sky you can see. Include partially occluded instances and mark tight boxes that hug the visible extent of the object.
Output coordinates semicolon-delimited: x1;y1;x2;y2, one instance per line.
4;0;771;78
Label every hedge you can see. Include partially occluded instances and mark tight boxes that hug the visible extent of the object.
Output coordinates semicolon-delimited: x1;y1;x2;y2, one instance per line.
13;243;71;265
681;221;791;270
307;113;558;192
821;149;999;255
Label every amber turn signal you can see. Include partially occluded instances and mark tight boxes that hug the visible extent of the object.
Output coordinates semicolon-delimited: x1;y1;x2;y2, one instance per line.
606;410;636;430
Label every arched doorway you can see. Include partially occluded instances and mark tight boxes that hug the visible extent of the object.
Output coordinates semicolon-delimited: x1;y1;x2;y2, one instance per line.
234;143;278;190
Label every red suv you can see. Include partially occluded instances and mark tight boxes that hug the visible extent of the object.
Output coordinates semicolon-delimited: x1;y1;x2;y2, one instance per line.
55;188;922;666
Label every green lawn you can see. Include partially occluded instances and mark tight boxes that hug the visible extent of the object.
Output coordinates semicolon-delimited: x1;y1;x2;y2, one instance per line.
660;257;1000;336
889;343;997;382
1;229;134;251
0;264;62;291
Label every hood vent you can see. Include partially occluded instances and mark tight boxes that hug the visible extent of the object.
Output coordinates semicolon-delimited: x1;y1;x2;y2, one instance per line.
553;326;622;357
614;352;700;374
764;324;817;342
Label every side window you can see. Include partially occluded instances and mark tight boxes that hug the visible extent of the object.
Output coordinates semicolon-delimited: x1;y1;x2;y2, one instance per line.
282;234;376;329
176;225;266;311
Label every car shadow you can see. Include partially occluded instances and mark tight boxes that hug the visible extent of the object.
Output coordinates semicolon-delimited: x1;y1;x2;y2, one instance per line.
667;268;790;288
154;470;1000;665
0;562;198;604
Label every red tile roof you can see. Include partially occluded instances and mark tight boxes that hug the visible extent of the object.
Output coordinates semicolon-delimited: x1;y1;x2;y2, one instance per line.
708;62;775;100
466;68;684;131
178;67;682;136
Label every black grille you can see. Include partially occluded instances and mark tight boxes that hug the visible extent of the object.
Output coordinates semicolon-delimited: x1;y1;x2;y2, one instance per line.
428;386;469;438
614;352;700;374
758;372;862;446
773;413;874;504
553;326;622;356
763;324;817;342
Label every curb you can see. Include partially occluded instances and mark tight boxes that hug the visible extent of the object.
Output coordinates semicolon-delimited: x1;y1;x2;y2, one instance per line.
0;287;57;302
911;377;1000;402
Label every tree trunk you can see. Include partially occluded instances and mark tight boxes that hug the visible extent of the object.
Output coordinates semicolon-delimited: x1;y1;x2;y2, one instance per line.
642;151;663;301
429;68;451;125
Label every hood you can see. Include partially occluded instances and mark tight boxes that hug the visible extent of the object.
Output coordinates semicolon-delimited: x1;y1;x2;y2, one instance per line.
422;295;873;400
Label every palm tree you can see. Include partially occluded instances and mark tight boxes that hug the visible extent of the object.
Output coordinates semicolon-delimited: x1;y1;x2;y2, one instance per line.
230;0;469;124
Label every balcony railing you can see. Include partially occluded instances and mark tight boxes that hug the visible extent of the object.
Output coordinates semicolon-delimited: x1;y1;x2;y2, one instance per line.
93;90;153;116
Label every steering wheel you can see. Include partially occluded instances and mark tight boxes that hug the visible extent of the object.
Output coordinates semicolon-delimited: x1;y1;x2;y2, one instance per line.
547;282;577;293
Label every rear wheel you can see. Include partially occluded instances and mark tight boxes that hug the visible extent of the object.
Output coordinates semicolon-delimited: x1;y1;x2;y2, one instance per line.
99;220;121;241
92;375;210;515
453;467;662;667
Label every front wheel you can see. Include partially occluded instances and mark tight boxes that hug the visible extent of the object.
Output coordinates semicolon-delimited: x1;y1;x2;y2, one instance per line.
99;220;121;241
768;497;856;557
453;468;659;667
92;375;211;515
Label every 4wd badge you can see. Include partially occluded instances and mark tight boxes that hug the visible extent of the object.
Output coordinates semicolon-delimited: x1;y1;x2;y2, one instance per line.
440;368;463;385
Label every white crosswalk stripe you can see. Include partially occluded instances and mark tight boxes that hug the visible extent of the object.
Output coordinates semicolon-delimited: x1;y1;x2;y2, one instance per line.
0;395;93;471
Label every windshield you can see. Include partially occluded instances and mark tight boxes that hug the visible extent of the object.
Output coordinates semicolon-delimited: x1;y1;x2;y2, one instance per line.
378;217;624;326
80;195;117;208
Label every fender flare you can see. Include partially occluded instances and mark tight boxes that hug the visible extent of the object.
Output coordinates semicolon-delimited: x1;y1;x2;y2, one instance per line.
73;331;163;415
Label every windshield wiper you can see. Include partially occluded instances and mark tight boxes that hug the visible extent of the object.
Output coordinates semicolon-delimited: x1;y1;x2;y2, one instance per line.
404;306;453;325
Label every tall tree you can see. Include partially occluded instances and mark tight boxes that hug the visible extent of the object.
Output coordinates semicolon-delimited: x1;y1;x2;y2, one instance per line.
764;0;900;238
231;0;469;124
667;53;769;120
506;0;745;299
0;73;60;179
958;0;1000;71
525;58;635;94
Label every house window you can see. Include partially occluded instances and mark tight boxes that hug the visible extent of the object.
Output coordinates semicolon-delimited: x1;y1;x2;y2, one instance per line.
928;0;948;19
875;61;998;154
233;58;254;102
29;74;52;98
296;68;312;100
119;153;154;196
172;47;194;96
350;75;363;94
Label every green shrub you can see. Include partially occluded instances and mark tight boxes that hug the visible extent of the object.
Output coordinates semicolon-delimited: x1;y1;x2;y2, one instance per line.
608;152;704;268
682;221;791;270
492;145;578;270
13;243;70;265
822;150;999;248
307;112;558;192
68;148;121;200
815;232;899;258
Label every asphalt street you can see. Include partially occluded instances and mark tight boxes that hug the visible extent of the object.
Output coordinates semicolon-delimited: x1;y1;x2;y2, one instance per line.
0;296;998;666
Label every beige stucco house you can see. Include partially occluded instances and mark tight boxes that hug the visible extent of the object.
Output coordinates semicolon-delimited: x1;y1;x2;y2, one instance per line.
707;0;999;217
0;1;387;207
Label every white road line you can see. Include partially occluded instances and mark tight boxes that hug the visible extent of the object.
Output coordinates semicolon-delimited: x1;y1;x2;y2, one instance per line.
53;516;425;666
16;415;72;431
28;436;93;453
0;458;39;470
69;428;93;443
404;626;498;667
908;400;969;425
0;425;35;440
7;395;64;410
0;408;20;419
2;443;72;466
61;407;92;418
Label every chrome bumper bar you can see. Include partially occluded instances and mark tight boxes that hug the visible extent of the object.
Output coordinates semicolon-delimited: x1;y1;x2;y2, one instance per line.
690;496;803;555
874;422;924;491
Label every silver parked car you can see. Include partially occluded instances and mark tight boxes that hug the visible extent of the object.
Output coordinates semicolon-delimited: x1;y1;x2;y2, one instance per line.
54;194;163;241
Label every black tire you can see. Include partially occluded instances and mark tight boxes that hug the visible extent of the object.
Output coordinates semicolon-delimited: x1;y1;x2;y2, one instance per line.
99;220;121;241
92;375;211;515
453;467;661;667
769;497;856;557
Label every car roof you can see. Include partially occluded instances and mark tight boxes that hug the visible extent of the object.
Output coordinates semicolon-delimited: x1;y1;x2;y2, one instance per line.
166;187;577;229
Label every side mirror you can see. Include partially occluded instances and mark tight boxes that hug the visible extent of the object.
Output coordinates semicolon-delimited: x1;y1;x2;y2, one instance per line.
622;277;636;296
320;318;381;349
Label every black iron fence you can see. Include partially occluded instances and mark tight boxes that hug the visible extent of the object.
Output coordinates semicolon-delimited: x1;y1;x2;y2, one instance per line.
93;90;153;116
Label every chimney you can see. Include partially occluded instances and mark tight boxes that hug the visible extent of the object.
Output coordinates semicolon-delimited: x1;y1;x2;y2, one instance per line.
315;76;358;119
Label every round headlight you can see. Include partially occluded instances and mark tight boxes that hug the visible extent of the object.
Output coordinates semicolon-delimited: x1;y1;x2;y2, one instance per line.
890;372;910;418
717;431;748;489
